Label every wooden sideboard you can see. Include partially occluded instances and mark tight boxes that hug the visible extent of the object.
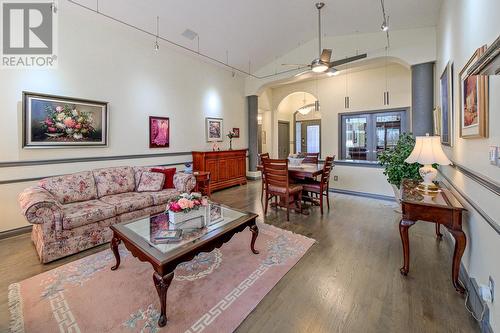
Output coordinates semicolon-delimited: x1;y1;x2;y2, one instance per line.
192;149;247;192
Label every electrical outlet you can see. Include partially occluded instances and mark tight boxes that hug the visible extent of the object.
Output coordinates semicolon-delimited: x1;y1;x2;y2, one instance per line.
333;176;339;181
489;276;495;303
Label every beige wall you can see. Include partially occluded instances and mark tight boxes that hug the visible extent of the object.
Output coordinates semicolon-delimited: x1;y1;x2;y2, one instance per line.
259;63;411;197
0;1;247;232
436;0;500;330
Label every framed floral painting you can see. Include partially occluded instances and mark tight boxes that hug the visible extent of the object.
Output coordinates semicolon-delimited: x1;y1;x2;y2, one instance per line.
459;46;489;139
23;92;108;148
149;116;170;148
205;117;223;142
232;127;240;138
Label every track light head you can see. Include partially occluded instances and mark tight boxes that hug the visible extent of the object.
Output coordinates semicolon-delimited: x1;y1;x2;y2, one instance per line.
154;40;160;51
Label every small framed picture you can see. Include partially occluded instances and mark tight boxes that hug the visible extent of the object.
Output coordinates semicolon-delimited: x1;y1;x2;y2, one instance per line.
149;116;170;148
439;61;453;145
208;203;223;225
459;46;489;139
22;91;108;148
205;117;223;142
232;128;240;138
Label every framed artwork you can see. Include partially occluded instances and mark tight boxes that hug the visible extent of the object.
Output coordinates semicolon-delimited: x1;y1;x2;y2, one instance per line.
23;92;108;148
433;107;441;136
149;116;170;148
440;62;453;145
208;203;223;225
205;117;223;142
232;127;240;138
459;46;489;138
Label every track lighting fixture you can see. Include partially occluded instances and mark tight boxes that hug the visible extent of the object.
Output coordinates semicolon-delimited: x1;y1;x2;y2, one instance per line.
380;0;389;32
381;21;389;32
154;16;160;51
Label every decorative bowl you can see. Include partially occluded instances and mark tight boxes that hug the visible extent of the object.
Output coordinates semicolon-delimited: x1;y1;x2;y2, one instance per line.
288;157;305;166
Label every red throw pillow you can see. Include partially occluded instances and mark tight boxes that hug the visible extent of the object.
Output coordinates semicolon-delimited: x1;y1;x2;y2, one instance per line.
151;167;176;189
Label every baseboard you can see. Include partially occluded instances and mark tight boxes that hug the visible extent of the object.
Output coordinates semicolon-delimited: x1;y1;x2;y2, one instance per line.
0;225;32;240
329;188;395;202
444;232;493;333
246;171;261;180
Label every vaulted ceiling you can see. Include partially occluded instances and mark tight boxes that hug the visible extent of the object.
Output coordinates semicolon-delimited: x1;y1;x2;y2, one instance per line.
73;0;442;73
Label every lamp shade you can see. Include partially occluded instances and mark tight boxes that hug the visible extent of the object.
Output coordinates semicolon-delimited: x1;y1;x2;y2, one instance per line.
405;135;451;165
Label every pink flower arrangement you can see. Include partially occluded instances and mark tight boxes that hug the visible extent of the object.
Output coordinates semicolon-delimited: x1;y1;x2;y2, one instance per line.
40;104;95;140
166;193;207;213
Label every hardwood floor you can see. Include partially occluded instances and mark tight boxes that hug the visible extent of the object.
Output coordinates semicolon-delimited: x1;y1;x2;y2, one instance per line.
0;180;479;332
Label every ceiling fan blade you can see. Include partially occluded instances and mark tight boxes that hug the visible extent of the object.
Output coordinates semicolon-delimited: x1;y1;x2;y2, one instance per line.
320;49;332;63
294;69;311;77
329;53;367;67
282;63;309;67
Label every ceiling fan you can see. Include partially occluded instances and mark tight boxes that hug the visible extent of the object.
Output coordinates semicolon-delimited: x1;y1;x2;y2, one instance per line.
282;2;367;76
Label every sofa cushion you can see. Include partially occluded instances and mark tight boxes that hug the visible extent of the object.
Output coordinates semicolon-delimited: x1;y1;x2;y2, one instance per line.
133;166;151;190
149;189;180;205
93;166;135;197
62;200;116;230
137;172;165;192
99;192;154;215
39;171;97;204
151;167;176;189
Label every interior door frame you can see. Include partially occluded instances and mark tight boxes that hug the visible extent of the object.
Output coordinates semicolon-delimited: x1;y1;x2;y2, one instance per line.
278;120;290;159
293;111;322;157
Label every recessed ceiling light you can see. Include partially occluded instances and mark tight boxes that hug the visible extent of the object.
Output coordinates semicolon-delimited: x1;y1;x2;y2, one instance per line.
182;29;198;40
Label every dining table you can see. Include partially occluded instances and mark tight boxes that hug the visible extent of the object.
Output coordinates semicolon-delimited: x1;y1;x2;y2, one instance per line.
257;163;324;215
256;163;324;180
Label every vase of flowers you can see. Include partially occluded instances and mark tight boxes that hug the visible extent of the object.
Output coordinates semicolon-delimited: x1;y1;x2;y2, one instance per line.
41;104;96;141
226;131;235;150
165;193;208;225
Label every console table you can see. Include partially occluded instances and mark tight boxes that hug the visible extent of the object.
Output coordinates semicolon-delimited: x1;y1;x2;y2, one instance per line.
399;179;467;293
192;149;247;192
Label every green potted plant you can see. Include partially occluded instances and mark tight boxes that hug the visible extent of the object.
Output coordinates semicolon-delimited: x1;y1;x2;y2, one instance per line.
378;133;421;200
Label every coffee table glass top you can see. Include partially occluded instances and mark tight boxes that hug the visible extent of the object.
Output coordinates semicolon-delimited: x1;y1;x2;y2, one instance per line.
121;203;247;255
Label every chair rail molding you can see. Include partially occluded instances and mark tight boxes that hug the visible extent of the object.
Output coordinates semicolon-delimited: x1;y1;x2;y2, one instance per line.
0;151;193;168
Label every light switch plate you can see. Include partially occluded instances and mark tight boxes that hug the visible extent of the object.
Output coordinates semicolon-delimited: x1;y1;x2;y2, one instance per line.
489;146;499;166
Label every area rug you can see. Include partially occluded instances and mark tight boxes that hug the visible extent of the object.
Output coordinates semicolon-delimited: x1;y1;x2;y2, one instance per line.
8;223;315;333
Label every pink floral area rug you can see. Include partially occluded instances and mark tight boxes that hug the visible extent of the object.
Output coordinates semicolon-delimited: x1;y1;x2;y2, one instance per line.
8;223;315;333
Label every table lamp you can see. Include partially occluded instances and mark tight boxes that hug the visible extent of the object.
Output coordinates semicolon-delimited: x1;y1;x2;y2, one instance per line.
404;134;451;192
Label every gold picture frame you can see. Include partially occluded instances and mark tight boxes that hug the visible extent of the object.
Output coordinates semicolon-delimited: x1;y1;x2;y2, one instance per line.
459;46;489;139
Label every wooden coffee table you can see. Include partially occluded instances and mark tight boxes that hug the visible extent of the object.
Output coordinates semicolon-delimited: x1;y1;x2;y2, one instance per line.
109;203;259;327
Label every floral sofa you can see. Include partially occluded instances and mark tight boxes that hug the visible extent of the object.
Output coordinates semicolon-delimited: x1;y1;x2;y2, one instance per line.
18;166;196;263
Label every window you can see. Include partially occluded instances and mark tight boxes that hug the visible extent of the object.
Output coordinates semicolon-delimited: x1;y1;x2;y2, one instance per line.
340;109;408;162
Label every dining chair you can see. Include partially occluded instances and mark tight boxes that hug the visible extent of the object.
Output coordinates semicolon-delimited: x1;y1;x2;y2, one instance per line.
302;152;320;164
262;158;303;221
299;156;335;214
258;152;270;201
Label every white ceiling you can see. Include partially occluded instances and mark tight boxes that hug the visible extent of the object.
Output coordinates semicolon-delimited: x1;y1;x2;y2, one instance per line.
74;0;442;72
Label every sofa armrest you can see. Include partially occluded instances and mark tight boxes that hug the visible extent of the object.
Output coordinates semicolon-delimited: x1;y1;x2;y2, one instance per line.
18;186;63;227
173;172;196;193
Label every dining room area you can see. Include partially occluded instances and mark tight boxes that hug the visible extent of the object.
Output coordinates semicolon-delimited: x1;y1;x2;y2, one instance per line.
257;152;335;220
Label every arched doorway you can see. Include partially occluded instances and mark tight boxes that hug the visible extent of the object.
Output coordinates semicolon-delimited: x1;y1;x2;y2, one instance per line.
276;92;320;158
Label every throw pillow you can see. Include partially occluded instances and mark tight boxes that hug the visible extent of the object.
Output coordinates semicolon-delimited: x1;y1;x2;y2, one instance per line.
151;167;176;189
137;171;165;192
